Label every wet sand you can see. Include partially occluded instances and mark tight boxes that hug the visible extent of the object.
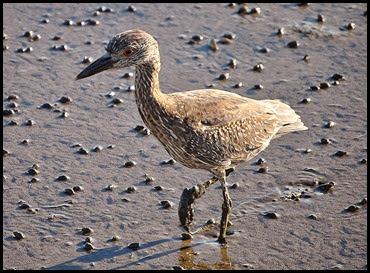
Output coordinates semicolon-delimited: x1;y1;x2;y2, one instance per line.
3;3;367;270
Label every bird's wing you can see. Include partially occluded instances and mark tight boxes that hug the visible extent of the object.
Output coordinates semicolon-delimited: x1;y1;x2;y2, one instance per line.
168;89;281;151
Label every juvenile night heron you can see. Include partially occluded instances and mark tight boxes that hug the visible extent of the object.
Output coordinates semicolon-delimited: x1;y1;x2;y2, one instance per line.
76;29;307;244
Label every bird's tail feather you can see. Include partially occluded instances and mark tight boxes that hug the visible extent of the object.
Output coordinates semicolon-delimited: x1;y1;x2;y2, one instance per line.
260;99;308;139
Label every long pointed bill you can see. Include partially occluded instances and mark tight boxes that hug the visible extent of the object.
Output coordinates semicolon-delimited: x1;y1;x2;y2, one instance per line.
75;53;117;80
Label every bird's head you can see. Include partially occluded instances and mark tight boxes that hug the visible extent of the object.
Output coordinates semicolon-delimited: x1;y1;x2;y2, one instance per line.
76;29;159;80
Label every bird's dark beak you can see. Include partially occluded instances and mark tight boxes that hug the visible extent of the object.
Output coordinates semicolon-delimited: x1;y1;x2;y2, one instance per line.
75;53;117;80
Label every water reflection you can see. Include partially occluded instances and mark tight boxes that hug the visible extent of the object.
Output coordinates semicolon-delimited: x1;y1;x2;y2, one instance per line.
178;238;235;270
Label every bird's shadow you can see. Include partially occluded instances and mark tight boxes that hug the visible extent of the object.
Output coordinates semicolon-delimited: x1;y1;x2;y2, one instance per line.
43;236;219;270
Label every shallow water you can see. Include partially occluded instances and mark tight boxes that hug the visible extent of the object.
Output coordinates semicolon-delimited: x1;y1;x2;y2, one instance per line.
3;3;367;270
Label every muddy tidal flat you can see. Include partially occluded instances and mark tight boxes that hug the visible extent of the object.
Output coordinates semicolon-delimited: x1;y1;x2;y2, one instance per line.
3;3;367;270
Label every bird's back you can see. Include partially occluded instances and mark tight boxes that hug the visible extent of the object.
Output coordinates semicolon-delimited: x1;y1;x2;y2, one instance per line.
147;89;307;172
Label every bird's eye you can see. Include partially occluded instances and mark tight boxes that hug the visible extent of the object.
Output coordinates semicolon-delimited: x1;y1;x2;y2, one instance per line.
123;48;134;57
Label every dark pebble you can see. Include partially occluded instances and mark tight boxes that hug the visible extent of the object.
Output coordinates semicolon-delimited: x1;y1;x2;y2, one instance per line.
347;23;356;30
59;96;72;104
218;73;229;80
358;197;367;205
73;185;84;192
316;181;335;193
237;6;248;15
122;72;134;78
346;205;360;213
191;35;204;42
16;48;26;53
126;186;137;193
64;188;75;195
23;31;34;38
30;34;41;41
160;200;174;209
320;138;331;145
60;111;68;119
92;145;103;152
153;185;164;191
86;19;99;26
256;158;266;165
19;203;31;209
325;121;335;128
78;147;89;154
303;55;309;62
83;242;95;251
27;168;38;176
320;82;331;89
307;214;318;220
32;163;40;170
145;176;155;183
111;235;122;242
332;73;345;81
64;20;74;26
123;160;137;167
317;14;325;23
40;103;54;109
300;98;311;104
13;231;25;240
41;18;49;24
85;237;94;243
310;86;320;91
107;144;115;149
264;212;278;219
134;125;145;131
127;5;137;12
52;35;62;40
229;58;237;69
3;109;15;116
127;242;140;250
57;175;70;181
82;56;92;64
254;84;264;90
111;98;123;105
122;197;131;202
82;227;93;235
250;7;261;15
233;82;243;88
260;47;270;53
76;21;86;26
333;150;347;157
229;183;239;189
253;63;264;72
60;45;68;51
287;41;299;48
181;232;192;240
257;167;268;173
28;177;39;183
223;32;236;40
7;95;19;101
277;27;285;36
303;148;312;154
160;158;176;165
359;158;367;164
127;85;135;92
25;47;33;52
105;184;117;191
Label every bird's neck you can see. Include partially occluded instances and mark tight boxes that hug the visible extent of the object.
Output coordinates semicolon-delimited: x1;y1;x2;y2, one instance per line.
134;61;169;130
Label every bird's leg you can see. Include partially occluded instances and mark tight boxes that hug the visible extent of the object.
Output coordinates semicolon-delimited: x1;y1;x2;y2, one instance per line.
178;176;219;233
217;171;232;244
178;168;234;234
